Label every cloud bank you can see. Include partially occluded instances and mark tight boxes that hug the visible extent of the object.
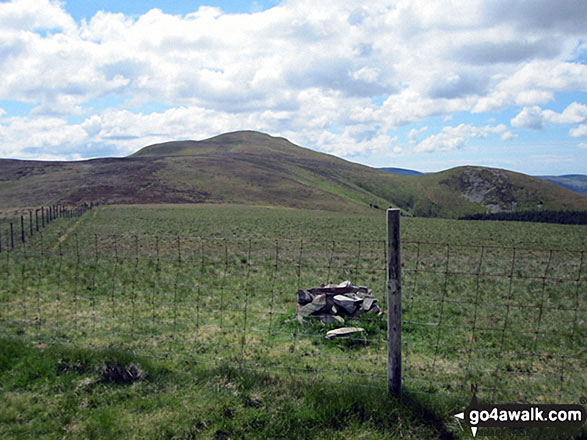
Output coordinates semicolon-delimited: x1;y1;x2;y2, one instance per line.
0;0;586;167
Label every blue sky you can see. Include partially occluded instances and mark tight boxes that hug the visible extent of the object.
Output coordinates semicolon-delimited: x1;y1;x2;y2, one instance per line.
63;0;281;20
0;0;586;175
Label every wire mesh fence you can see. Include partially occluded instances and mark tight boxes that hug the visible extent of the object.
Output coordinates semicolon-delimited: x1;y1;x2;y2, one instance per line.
0;204;92;252
1;233;389;388
402;242;585;404
0;228;584;404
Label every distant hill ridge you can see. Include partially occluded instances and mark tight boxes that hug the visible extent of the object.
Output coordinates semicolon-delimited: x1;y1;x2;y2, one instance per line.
1;130;585;217
537;175;587;195
378;167;423;176
379;167;587;196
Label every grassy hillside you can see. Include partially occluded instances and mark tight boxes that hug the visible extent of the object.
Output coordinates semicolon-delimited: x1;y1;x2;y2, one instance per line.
0;337;461;440
1;204;585;439
0;131;412;213
412;166;587;218
0;131;585;217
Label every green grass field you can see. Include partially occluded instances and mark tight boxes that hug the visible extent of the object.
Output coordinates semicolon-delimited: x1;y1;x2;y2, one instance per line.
1;204;585;439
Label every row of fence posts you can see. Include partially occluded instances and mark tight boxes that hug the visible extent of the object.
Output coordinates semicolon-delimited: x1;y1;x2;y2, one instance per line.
0;204;409;399
1;204;402;396
0;203;94;253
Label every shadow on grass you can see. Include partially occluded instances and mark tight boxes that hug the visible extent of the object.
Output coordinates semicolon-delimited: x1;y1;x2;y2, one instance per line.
3;336;583;439
1;335;461;439
205;363;460;439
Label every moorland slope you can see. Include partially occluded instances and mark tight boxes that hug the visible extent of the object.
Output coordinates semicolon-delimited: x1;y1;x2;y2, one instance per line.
1;131;585;217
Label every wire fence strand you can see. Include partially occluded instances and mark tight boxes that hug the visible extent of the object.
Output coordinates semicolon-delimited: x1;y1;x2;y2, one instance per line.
0;229;584;404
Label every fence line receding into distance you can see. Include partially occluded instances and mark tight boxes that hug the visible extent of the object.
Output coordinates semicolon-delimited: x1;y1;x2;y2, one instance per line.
0;211;584;404
0;204;93;252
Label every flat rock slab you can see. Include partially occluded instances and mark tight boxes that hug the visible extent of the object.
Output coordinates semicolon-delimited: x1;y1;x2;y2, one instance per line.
297;293;332;317
361;297;376;312
333;294;362;314
298;301;325;317
308;280;358;295
325;327;365;340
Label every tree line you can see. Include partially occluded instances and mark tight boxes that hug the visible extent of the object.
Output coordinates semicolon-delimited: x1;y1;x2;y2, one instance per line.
459;210;587;225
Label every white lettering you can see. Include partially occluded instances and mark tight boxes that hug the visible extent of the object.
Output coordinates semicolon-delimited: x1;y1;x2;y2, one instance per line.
508;410;521;421
470;410;479;425
521;410;530;422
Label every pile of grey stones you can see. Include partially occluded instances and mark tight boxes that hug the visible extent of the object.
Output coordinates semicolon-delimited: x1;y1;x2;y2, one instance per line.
296;280;381;325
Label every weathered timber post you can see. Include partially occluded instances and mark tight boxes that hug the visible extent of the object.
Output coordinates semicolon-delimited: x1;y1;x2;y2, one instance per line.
10;222;14;250
36;209;39;232
41;207;45;228
387;208;402;396
29;211;33;236
21;215;25;243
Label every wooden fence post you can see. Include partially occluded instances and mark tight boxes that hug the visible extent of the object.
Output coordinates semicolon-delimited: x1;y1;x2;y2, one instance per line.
10;222;14;250
387;208;402;396
21;215;25;243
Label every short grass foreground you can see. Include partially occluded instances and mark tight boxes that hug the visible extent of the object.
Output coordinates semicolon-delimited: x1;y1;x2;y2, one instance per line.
1;204;586;439
0;337;460;439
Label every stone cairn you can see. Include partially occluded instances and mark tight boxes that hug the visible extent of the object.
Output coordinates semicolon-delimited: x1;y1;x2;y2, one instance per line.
296;280;381;326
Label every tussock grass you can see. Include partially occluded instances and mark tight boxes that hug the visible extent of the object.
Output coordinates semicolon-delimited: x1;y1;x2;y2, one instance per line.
1;204;585;439
0;337;463;439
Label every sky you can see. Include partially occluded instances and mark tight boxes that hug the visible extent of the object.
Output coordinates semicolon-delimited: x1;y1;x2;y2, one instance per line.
0;0;586;175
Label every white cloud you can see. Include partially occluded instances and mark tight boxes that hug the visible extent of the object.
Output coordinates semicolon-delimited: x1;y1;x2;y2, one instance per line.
511;102;587;130
0;0;586;160
0;0;77;34
474;61;587;112
414;123;508;152
0;115;89;159
511;106;545;129
312;128;397;158
543;102;587;124
500;131;516;141
408;126;428;143
350;66;381;83
570;124;587;138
